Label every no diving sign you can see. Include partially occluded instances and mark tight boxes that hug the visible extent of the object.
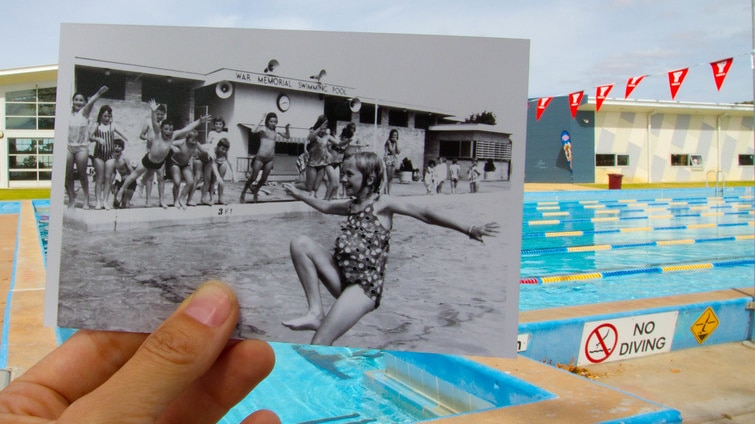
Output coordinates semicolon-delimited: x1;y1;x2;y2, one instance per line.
577;311;679;366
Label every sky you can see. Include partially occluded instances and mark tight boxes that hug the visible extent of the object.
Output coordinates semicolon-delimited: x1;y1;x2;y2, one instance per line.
2;0;753;104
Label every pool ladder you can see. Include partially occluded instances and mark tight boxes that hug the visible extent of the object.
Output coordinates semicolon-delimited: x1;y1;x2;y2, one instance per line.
705;170;727;196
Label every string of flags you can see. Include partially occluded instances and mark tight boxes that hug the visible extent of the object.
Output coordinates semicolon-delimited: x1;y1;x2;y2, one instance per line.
532;56;737;121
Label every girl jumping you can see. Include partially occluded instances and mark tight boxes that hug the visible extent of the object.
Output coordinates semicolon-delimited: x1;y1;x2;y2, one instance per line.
282;151;499;346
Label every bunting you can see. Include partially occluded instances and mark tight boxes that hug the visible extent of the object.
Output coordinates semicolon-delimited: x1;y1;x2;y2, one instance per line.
568;91;584;118
625;75;645;99
710;57;733;91
529;55;740;120
595;84;614;112
667;68;689;100
535;96;552;120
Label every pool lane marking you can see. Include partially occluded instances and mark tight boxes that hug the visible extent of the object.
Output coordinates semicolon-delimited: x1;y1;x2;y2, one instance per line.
525;220;753;238
521;258;753;284
525;210;747;225
522;234;754;256
524;206;751;222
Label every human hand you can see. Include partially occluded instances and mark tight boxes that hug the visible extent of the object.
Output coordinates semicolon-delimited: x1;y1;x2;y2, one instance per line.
0;281;279;424
468;222;500;242
148;98;158;111
282;182;305;199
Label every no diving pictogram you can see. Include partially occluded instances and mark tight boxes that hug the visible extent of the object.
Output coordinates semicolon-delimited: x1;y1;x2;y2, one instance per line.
584;323;618;363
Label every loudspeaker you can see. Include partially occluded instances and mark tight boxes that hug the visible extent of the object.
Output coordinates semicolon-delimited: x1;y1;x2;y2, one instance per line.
215;81;233;99
348;97;362;112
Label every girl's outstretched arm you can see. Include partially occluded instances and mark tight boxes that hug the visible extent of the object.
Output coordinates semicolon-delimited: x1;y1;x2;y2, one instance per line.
82;86;109;117
383;197;499;242
282;183;350;215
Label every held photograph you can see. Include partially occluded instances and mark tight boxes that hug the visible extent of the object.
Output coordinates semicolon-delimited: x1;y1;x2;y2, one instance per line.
45;24;530;357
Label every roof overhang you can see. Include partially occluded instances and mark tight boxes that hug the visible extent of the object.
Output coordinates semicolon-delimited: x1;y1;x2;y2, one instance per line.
0;64;58;85
581;97;754;117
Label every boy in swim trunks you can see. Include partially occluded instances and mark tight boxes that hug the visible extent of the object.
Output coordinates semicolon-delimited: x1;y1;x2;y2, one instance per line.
117;99;210;208
110;138;136;209
168;130;200;209
208;138;235;205
138;104;167;206
281;151;500;346
239;112;290;203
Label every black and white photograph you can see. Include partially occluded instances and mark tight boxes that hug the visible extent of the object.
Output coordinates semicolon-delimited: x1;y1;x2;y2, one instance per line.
45;24;529;356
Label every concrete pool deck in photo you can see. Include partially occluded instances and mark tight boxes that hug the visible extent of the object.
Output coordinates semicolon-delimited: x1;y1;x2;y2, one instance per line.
2;182;755;422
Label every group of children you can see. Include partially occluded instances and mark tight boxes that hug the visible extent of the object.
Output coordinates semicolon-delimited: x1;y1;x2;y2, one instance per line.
67;89;499;347
423;157;482;194
65;87;235;210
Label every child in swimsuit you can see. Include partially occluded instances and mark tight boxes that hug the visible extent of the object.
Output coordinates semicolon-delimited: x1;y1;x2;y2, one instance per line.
209;138;235;205
117;99;209;208
168;130;200;209
66;85;108;210
199;117;226;204
89;104;129;210
239;112;290;203
281;151;499;346
110;138;136;209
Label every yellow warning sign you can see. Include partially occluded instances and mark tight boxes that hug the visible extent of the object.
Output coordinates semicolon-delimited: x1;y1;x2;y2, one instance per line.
691;307;719;344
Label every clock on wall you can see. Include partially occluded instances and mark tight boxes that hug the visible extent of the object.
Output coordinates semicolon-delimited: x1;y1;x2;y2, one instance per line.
276;93;290;112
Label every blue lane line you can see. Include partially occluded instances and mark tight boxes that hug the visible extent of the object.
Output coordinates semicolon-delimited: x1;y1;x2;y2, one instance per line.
521;235;746;256
521;258;755;285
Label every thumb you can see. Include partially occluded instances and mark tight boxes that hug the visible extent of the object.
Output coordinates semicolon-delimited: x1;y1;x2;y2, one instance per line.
60;281;240;423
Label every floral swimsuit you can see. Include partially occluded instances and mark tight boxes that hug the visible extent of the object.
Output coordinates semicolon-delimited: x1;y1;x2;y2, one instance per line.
334;198;391;308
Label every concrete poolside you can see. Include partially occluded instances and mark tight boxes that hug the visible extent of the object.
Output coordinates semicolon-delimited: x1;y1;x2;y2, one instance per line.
2;182;755;422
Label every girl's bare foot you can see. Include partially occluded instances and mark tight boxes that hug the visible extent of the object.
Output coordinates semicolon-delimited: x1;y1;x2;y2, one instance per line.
282;312;323;331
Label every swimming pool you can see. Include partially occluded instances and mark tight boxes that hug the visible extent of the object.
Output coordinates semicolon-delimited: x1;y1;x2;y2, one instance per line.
519;190;753;310
31;187;754;423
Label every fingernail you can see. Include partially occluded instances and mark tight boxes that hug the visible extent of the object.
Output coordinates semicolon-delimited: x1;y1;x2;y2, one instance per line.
184;283;232;327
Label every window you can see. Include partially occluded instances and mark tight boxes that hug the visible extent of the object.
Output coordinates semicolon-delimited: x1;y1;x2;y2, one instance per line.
439;140;473;159
8;138;54;181
75;67;126;100
359;103;378;124
5;87;56;130
596;154;629;167
474;140;512;161
671;154;703;167
738;154;754;166
388;109;408;127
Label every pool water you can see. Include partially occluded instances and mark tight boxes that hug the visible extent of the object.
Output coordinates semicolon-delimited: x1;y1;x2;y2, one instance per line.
518;191;754;310
30;188;755;423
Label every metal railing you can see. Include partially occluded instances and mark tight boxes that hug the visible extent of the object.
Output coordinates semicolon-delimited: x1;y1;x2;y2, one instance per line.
705;170;727;195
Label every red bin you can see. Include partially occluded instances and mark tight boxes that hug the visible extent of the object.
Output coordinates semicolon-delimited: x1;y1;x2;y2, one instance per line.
607;173;623;190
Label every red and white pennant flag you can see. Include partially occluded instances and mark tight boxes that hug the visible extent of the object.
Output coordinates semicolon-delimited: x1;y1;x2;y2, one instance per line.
595;84;613;112
710;57;733;91
668;68;689;100
625;75;645;99
569;91;584;119
535;97;552;121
